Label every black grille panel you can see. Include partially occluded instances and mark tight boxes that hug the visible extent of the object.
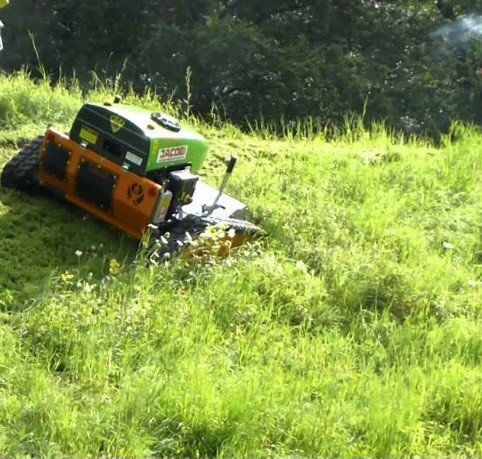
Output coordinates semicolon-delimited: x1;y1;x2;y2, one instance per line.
42;143;71;181
76;160;117;212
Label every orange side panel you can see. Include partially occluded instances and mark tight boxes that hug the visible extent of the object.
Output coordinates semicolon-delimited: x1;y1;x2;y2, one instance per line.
39;128;161;240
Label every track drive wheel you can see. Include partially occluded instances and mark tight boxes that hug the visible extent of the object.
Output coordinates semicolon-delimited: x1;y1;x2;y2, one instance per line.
1;136;44;191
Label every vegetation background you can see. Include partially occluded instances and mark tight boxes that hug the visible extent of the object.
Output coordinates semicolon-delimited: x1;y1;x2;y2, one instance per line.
0;0;481;457
1;0;482;136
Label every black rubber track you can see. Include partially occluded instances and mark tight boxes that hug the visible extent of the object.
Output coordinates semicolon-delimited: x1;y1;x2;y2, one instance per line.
1;136;44;191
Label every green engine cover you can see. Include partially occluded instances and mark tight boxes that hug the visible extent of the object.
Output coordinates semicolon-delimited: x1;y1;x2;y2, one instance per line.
70;102;209;176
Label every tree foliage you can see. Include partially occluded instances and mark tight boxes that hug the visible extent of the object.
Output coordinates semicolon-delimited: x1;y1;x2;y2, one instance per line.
1;0;481;135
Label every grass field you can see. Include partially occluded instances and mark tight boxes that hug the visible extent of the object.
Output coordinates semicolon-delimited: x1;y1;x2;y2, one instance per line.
0;72;481;457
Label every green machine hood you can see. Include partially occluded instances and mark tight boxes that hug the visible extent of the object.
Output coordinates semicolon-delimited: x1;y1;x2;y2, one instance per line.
70;102;209;175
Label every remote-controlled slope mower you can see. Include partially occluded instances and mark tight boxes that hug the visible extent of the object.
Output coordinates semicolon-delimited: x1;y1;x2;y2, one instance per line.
1;99;260;255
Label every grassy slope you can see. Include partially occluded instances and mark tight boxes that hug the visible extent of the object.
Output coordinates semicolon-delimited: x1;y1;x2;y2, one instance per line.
0;73;481;457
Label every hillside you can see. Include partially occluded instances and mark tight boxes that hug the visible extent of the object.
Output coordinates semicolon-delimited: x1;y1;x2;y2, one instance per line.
0;73;481;457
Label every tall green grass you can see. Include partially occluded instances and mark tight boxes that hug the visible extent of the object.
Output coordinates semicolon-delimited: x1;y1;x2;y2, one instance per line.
0;73;480;457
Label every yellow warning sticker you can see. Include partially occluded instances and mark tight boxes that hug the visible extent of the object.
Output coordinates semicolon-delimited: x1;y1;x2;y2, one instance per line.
79;125;99;145
110;115;125;133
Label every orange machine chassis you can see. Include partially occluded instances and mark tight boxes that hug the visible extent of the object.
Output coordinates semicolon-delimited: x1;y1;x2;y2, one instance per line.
39;128;162;240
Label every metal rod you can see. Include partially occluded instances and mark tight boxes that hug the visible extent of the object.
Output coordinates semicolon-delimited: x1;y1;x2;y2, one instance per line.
204;156;237;215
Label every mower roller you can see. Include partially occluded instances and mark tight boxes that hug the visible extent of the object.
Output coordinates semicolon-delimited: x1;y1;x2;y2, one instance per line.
1;99;261;255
